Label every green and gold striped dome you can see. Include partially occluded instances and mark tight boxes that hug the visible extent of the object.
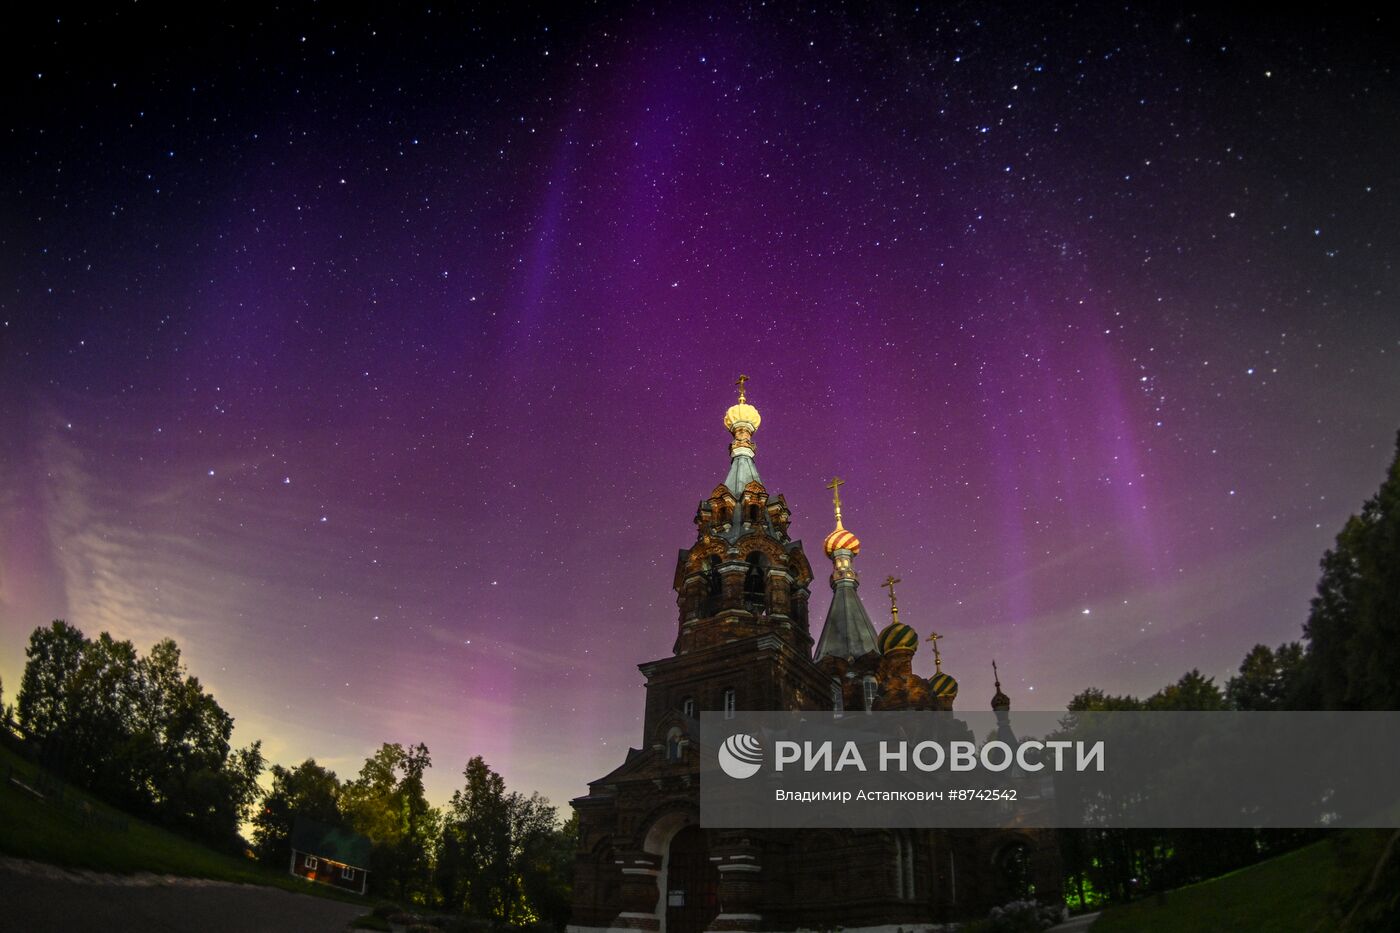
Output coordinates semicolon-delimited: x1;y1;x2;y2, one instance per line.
928;672;959;698
878;622;918;654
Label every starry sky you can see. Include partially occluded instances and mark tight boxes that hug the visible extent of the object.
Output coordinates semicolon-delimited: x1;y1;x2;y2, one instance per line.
2;5;1398;811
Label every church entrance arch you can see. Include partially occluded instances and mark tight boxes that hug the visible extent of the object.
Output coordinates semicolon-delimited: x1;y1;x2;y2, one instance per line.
638;812;718;933
663;826;719;933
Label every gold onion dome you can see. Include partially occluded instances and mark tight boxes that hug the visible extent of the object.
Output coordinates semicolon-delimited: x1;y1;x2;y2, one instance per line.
822;475;860;556
878;622;918;654
724;400;761;434
824;527;861;557
724;374;761;435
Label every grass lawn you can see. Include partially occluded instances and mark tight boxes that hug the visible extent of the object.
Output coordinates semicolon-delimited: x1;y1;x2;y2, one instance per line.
1091;830;1393;932
0;742;371;906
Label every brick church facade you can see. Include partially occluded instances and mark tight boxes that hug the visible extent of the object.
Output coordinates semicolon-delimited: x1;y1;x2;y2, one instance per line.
568;381;1059;933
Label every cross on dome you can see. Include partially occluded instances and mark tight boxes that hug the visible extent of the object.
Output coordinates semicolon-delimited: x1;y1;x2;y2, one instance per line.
881;574;901;623
927;630;944;672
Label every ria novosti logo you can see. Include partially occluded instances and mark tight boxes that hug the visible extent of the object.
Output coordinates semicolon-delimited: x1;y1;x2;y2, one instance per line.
718;733;764;779
715;732;1106;780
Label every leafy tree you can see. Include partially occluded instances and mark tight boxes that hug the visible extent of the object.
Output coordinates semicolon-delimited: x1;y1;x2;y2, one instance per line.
436;755;574;925
1302;430;1400;711
520;810;577;930
1145;669;1225;711
1066;687;1143;712
342;742;438;902
1225;642;1306;710
62;632;146;796
253;759;344;865
17;620;87;744
13;621;264;847
397;742;438;903
437;755;513;917
135;640;237;825
506;790;562;923
222;740;266;833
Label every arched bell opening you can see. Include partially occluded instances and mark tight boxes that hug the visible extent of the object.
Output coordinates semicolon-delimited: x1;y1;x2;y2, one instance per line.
743;552;768;613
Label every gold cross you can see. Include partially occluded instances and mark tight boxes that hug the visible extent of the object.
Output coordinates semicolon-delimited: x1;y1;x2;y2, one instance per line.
927;631;944;672
825;476;846;530
734;374;749;402
993;659;1001;689
881;575;901;622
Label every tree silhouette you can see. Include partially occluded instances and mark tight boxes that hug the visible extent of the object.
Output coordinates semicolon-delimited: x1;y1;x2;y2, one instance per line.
1302;430;1400;710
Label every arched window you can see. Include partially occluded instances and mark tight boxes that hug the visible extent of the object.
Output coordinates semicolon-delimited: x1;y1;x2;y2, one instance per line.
703;556;722;616
863;675;879;712
831;682;844;714
722;688;736;719
743;553;767;612
900;831;916;899
681;696;696;719
666;727;684;761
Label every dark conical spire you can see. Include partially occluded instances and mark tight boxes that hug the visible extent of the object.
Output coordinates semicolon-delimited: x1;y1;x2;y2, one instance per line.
814;477;878;661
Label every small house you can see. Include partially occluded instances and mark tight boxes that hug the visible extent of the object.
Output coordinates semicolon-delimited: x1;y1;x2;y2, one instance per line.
289;816;372;895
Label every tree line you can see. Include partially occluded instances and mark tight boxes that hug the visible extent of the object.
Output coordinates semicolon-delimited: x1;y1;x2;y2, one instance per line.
10;623;264;844
1056;431;1400;925
3;623;574;928
250;748;574;925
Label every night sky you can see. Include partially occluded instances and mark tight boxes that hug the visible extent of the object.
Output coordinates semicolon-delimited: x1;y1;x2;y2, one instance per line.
3;5;1398;810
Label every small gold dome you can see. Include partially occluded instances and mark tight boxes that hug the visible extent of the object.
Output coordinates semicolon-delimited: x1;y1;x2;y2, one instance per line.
824;528;860;557
724;401;761;435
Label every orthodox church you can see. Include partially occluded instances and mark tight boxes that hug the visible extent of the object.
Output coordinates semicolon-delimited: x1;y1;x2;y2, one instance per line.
568;380;1059;933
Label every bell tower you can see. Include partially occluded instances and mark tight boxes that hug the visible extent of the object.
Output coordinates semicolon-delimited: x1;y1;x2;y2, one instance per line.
569;380;839;933
672;377;815;656
636;380;834;746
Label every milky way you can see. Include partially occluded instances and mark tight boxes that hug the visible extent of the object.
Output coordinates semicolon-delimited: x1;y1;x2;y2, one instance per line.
3;5;1398;809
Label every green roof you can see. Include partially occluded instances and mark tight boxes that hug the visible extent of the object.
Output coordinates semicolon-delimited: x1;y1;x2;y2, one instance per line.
290;816;373;869
815;578;879;661
724;451;763;497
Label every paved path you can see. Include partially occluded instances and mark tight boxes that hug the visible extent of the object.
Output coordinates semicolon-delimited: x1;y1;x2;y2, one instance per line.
0;857;364;933
1046;912;1100;932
